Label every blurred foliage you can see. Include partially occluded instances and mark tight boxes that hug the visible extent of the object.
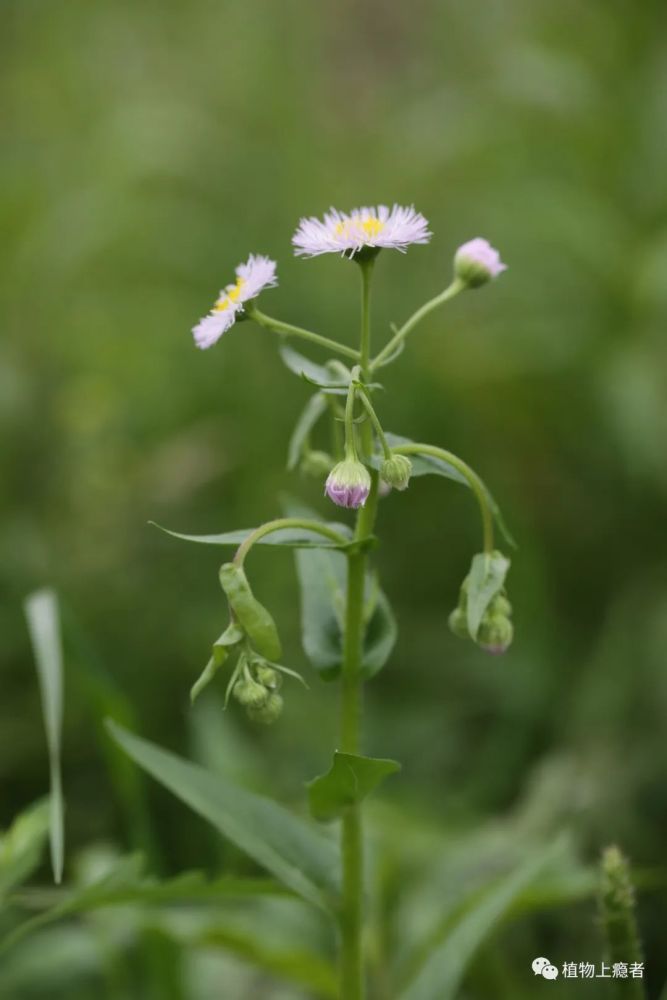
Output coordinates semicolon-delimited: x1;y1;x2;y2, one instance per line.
2;0;667;996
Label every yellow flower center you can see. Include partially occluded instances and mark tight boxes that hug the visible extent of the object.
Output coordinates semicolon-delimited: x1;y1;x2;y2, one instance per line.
335;216;385;241
214;276;245;312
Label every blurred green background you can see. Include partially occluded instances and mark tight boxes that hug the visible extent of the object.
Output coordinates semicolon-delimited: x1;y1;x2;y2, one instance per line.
2;0;667;997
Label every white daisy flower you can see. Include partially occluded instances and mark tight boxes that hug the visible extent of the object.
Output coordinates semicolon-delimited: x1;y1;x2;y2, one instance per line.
292;204;431;258
192;254;277;349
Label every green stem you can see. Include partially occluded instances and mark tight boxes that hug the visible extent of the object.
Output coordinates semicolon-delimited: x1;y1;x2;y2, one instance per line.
371;277;465;370
339;479;378;1000
245;304;361;362
358;258;375;376
356;387;392;460
392;442;494;554
343;373;361;460
233;518;348;567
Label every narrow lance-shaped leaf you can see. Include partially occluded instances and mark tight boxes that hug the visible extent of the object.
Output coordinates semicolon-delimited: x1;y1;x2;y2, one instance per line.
219;564;282;661
0;801;50;900
466;551;510;640
23;590;65;885
106;721;340;910
399;839;566;1000
308;753;401;822
279;345;352;389
287;393;328;470
150;522;353;550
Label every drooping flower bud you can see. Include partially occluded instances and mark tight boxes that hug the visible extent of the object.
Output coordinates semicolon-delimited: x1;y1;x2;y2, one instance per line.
380;454;412;491
248;692;284;724
325;457;371;509
254;663;281;690
233;676;270;709
477;613;513;655
300;450;334;479
448;607;469;640
454;238;506;288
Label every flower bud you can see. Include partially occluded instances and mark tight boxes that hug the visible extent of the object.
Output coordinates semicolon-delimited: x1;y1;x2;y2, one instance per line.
477;613;513;655
247;692;283;724
448;607;469;640
454;238;506;288
233;677;270;709
489;591;512;618
254;663;281;690
380;454;412;491
325;457;371;509
300;450;334;479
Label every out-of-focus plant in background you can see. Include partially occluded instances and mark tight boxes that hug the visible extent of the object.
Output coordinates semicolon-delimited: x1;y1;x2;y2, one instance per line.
2;1;667;997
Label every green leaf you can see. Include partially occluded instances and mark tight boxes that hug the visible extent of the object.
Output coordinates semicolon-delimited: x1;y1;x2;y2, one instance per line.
280;346;351;388
106;721;340;910
151;522;353;550
382;434;516;549
2;852;291;955
399;840;563;1000
287;393;328;470
466;551;510;640
308;752;401;822
23;589;65;885
0;801;50;900
287;501;396;680
218;564;282;661
191;622;245;703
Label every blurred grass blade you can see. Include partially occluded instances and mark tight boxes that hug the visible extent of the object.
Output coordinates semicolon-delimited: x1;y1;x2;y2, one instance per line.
0;801;50;900
106;720;340;910
1;853;290;955
23;590;65;885
400;838;565;1000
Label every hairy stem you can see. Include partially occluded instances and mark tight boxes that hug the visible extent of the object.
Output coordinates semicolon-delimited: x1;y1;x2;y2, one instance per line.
371;277;464;370
246;304;361;362
359;257;375;376
392;442;495;554
339;479;378;1000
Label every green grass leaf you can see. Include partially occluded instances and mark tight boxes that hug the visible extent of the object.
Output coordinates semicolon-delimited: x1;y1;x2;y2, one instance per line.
399;839;565;1000
308;752;401;821
106;721;340;910
23;590;65;885
0;801;50;900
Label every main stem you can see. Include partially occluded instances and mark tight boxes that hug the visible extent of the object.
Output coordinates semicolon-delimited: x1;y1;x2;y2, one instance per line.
339;255;377;999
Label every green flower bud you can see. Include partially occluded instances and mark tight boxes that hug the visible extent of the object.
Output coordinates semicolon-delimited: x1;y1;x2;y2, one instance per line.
254;663;281;690
247;692;283;724
300;450;334;479
233;677;270;709
489;591;512;618
380;454;412;491
448;607;469;640
477;613;513;655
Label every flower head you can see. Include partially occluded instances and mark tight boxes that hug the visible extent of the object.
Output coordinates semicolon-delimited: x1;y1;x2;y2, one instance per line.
454;238;506;288
293;204;431;259
380;454;412;491
192;254;277;349
325;458;371;509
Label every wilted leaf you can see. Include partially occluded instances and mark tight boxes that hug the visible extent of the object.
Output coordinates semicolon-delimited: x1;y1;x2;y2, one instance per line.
218;564;282;661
